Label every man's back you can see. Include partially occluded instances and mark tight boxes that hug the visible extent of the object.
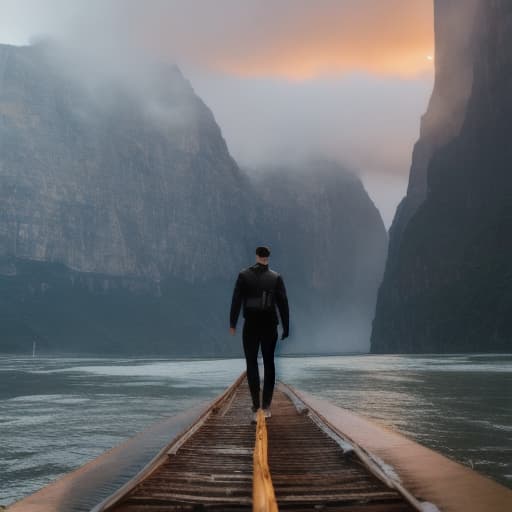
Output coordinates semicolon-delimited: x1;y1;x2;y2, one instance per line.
229;247;290;419
230;262;289;334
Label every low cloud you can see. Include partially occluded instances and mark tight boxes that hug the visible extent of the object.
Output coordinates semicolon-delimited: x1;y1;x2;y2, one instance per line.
2;0;433;80
0;0;435;227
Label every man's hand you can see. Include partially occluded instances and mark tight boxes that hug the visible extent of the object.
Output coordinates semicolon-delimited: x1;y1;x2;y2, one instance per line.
281;330;289;340
229;327;236;336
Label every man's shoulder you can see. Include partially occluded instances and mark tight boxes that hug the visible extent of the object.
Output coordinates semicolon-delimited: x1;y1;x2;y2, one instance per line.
240;265;280;275
238;266;253;281
268;268;280;279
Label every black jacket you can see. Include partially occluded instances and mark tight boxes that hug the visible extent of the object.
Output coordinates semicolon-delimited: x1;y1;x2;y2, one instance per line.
230;263;289;334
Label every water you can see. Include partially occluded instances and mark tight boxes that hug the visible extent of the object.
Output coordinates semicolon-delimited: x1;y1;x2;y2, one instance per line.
1;354;511;506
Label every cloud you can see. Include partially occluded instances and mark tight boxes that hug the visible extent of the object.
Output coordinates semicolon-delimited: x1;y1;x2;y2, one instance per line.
0;0;435;227
131;0;434;79
2;0;433;79
190;69;431;168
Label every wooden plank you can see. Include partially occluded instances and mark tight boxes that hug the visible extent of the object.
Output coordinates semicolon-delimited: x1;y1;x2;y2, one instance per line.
253;409;279;512
93;372;248;512
281;383;512;512
111;381;413;511
110;382;256;511
9;375;445;512
266;390;414;511
7;372;247;512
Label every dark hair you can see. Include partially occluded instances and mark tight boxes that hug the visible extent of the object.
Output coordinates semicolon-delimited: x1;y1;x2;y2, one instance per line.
255;246;271;257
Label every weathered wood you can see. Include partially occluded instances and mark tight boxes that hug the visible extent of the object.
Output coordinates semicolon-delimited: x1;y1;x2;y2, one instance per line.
281;383;512;512
9;375;509;512
253;409;279;512
7;372;247;512
266;388;415;512
110;382;255;511
110;380;413;512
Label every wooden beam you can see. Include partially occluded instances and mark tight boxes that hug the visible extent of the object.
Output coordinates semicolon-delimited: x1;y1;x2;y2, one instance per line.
280;383;512;512
253;409;279;512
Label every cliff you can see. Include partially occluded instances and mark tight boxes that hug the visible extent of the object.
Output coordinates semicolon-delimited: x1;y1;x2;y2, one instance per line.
371;0;512;353
250;161;387;353
0;43;387;355
385;0;478;263
0;42;255;355
0;43;253;283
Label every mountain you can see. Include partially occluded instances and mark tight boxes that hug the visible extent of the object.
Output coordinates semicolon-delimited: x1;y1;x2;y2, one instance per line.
371;0;512;353
0;43;387;355
250;161;387;353
384;0;479;265
0;43;253;282
0;42;255;355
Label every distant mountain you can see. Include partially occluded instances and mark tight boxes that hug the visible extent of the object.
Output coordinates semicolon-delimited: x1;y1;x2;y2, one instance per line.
371;0;512;353
250;161;387;353
0;43;387;355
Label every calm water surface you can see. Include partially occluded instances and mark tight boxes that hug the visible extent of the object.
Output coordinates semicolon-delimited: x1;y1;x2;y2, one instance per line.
1;353;511;505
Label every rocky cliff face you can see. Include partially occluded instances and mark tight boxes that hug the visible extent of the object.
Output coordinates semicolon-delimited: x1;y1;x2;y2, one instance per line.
0;43;387;355
372;0;512;353
0;43;256;354
0;43;253;283
251;161;387;353
386;0;478;263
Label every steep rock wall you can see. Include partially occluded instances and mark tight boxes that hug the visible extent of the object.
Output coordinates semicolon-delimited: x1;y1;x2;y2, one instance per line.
372;0;512;353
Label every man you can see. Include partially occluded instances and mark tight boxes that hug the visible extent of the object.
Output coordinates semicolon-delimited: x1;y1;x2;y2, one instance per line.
230;245;289;423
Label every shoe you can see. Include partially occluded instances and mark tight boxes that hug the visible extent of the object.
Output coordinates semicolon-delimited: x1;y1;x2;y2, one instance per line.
263;408;271;419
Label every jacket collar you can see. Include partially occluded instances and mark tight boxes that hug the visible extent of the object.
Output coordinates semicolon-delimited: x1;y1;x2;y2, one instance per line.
252;262;269;272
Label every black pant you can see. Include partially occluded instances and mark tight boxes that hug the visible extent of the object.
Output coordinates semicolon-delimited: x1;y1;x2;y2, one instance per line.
242;318;278;411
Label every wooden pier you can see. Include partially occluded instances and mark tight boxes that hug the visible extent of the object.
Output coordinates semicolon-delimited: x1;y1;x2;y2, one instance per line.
8;373;512;512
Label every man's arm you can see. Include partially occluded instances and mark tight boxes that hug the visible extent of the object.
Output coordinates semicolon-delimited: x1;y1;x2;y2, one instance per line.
229;273;244;330
275;275;289;339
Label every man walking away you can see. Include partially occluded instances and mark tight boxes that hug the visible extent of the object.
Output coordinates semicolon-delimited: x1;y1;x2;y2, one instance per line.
229;246;289;423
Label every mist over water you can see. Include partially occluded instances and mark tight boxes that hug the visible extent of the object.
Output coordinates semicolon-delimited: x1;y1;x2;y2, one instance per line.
1;353;511;506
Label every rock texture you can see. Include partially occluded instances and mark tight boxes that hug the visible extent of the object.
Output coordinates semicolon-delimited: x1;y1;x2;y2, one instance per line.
0;43;256;355
251;161;387;353
0;43;252;282
0;43;387;355
372;0;512;353
385;0;478;264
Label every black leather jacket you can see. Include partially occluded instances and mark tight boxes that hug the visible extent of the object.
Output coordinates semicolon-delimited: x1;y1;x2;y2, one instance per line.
230;263;289;334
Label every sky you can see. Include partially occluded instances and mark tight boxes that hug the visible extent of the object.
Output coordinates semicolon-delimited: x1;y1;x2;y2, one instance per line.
0;0;435;227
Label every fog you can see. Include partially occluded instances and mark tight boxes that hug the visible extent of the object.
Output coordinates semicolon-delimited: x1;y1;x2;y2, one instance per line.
0;0;436;227
188;70;432;225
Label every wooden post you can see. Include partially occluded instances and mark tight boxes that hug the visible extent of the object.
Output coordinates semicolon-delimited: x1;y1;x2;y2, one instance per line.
253;409;278;512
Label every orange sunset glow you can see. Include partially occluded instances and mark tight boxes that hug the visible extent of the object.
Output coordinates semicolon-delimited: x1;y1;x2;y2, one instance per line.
143;0;434;79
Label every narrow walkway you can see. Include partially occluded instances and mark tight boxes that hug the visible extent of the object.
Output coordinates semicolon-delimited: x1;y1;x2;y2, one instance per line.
268;389;413;511
10;375;512;512
111;381;255;511
111;380;413;511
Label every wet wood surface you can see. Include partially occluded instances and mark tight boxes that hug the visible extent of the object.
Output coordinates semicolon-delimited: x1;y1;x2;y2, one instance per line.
7;402;212;512
110;380;413;511
253;409;278;512
284;385;512;512
10;375;511;512
8;374;247;512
